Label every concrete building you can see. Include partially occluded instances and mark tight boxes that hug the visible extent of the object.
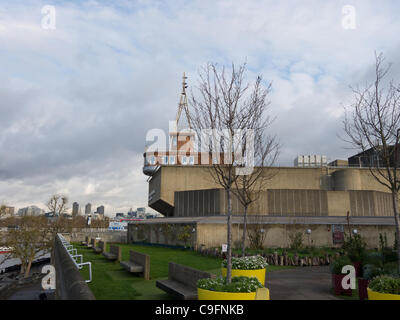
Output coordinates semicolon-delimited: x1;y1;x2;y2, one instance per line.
348;146;400;168
96;205;105;215
85;203;92;215
17;205;45;216
72;202;79;216
0;206;15;218
127;165;399;249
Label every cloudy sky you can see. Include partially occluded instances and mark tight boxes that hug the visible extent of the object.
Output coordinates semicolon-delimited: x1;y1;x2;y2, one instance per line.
0;0;399;216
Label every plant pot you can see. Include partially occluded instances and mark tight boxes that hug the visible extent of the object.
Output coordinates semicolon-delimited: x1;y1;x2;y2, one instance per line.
221;268;266;286
353;261;362;278
358;278;369;301
197;288;263;300
367;288;400;300
331;274;352;296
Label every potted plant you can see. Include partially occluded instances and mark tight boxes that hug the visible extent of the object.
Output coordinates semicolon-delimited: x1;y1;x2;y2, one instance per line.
367;275;400;300
342;234;367;278
330;256;353;296
221;255;268;285
197;276;266;300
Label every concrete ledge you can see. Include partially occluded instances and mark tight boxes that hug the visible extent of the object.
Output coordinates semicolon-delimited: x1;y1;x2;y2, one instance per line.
53;236;95;300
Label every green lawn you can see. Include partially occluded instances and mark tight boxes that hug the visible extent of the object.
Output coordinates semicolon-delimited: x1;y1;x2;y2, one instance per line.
73;242;292;300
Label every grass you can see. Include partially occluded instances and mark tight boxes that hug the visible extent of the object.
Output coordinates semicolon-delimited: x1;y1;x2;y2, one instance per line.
73;242;292;300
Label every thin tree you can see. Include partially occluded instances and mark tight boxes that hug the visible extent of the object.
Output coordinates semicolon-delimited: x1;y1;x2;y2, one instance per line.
231;78;280;257
0;204;6;218
343;52;400;273
189;62;272;282
47;194;68;217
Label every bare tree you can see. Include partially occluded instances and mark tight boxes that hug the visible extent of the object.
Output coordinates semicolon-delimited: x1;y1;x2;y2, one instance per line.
230;78;279;256
189;62;273;282
47;194;68;217
343;52;400;273
2;216;52;277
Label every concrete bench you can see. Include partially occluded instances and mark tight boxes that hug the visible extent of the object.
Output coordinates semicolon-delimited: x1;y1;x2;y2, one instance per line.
120;250;150;280
156;262;215;300
93;240;106;254
81;236;89;246
102;245;121;261
86;237;93;248
89;238;97;249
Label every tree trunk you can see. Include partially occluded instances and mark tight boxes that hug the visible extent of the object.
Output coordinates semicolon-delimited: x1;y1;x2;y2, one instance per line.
226;188;232;284
24;258;33;278
391;190;400;275
242;205;248;257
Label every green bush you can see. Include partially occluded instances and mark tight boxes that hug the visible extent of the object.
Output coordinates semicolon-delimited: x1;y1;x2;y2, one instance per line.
329;256;352;275
368;275;400;295
382;248;398;264
288;232;303;250
342;234;367;263
364;252;383;267
221;255;268;270
197;276;264;293
363;264;386;280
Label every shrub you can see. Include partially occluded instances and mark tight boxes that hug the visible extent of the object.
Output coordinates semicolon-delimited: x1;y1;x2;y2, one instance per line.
342;234;367;263
364;252;383;267
221;255;268;270
382;248;398;264
197;276;263;293
368;275;400;295
362;264;386;280
330;256;352;275
288;232;303;250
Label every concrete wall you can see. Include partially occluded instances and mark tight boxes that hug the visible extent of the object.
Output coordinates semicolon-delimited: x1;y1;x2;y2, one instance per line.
128;218;397;249
53;235;95;300
127;223;196;247
174;188;394;217
68;230;127;243
196;223;396;249
149;166;398;217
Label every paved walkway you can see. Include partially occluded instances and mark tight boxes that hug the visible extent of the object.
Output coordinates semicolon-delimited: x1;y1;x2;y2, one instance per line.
266;266;339;300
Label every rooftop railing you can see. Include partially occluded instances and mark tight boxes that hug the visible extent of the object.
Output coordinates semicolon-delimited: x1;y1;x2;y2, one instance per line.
57;234;92;283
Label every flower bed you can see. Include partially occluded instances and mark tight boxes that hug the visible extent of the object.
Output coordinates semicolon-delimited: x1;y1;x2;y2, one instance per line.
222;255;267;270
221;256;267;284
367;275;400;300
197;276;264;300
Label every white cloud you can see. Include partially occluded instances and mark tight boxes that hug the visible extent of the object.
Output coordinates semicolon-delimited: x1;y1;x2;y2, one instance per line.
0;0;399;214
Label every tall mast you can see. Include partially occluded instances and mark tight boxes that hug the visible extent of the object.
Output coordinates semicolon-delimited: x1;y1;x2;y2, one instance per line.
175;72;191;130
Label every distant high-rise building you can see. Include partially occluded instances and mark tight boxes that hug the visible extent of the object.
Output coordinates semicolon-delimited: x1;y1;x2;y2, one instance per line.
96;205;105;215
85;203;92;215
17;206;45;216
72;202;79;216
137;207;146;218
1;206;15;218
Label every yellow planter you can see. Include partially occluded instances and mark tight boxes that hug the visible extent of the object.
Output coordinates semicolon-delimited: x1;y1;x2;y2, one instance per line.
367;288;400;300
221;268;266;285
198;288;260;300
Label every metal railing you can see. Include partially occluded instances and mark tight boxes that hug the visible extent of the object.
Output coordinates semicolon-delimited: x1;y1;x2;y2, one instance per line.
58;234;92;283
